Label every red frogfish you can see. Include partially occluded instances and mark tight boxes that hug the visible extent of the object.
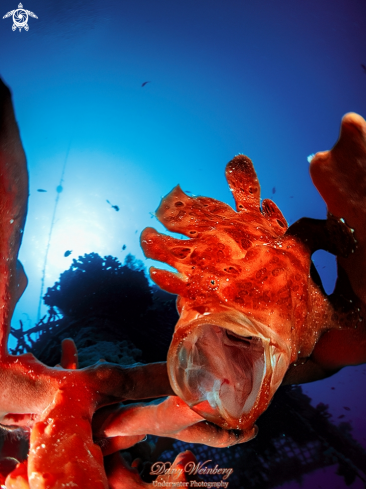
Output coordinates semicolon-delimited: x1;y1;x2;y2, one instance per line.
141;112;366;438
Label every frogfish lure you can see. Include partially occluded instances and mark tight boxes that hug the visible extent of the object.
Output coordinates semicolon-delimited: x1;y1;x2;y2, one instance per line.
142;112;366;437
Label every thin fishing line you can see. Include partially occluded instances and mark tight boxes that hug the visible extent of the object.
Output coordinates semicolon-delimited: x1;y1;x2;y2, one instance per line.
37;140;71;323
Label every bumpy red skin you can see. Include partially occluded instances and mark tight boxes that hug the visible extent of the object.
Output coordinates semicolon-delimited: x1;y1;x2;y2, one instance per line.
141;114;366;433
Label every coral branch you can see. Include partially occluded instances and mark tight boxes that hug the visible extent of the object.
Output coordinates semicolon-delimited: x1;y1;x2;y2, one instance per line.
310;112;366;303
0;79;28;356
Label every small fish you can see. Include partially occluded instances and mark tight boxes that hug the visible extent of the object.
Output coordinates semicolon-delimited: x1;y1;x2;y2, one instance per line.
141;81;151;87
37;189;47;192
361;64;366;74
64;250;72;257
272;187;276;194
122;244;126;251
338;414;345;419
343;406;351;411
106;200;120;212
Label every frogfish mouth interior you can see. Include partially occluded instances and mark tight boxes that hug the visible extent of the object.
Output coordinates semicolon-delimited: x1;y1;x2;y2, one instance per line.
168;309;290;434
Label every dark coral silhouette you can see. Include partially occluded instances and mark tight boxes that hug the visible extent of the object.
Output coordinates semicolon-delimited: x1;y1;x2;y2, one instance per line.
11;253;178;365
43;253;152;320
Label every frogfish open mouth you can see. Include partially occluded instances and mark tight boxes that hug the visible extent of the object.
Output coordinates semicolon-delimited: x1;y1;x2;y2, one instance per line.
168;309;290;432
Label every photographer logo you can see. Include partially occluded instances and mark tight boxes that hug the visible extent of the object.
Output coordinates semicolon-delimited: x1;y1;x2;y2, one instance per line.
3;3;38;32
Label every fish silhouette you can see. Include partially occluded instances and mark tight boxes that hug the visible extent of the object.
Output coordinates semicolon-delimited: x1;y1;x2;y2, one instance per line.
37;189;47;192
64;250;72;257
106;200;120;212
141;81;151;87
